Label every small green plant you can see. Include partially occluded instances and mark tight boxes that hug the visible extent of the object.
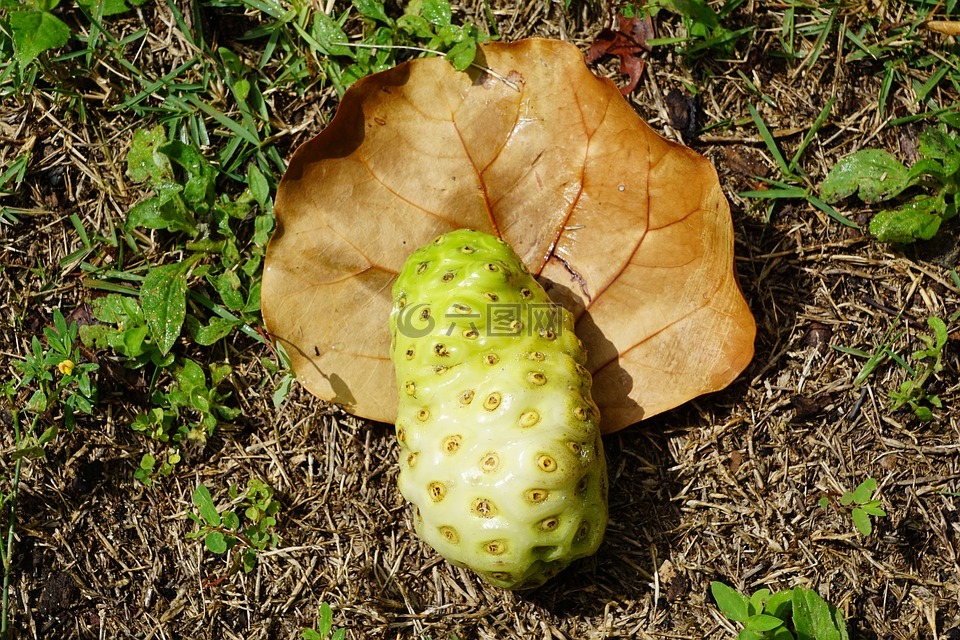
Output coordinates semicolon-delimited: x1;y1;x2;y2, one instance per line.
887;316;948;421
820;123;959;244
819;477;886;536
188;479;280;574
2;310;98;637
80;126;274;482
302;602;345;640
835;316;949;422
622;0;753;60
710;582;849;640
4;0;148;70
312;0;493;93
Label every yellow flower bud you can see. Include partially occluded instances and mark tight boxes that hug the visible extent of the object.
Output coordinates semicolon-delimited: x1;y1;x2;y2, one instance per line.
57;359;75;376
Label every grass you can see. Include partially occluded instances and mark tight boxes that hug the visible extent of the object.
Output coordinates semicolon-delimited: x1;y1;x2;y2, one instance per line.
0;0;959;638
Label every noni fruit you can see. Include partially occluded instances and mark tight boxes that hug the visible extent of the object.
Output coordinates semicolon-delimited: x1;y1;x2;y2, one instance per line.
389;229;607;590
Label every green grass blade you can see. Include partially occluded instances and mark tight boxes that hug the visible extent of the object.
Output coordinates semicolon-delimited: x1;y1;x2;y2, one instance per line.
748;103;793;180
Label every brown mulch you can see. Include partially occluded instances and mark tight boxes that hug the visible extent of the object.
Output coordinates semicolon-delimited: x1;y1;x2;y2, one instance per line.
1;1;959;639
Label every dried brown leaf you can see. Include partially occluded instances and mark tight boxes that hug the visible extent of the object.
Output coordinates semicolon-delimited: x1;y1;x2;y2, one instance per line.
262;39;755;433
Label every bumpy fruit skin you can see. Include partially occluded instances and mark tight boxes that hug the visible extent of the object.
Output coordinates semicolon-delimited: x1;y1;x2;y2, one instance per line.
389;229;607;590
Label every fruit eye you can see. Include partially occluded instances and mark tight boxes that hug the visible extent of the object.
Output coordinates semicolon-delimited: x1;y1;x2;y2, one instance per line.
459;390;475;405
527;372;547;386
471;498;497;518
442;435;462;453
419;307;431;321
520;287;532;299
483;292;499;302
462;329;479;339
460;245;475;254
442;271;456;282
434;343;449;357
575;521;591;541
480;452;500;472
483;540;507;555
405;347;415;360
417;409;430;422
525;489;548;503
483;353;499;366
439;525;458;542
397;294;407;309
573;406;589;421
518;411;540;428
404;381;416;396
407;452;418;468
539;329;556;340
483;392;502;411
539;516;560;531
428;482;446;501
416;262;428;275
484;263;498;272
537;455;558;472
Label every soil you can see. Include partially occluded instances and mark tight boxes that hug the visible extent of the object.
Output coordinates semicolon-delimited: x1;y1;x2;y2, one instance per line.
2;1;959;639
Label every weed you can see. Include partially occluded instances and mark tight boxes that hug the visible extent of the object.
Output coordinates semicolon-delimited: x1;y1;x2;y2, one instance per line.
821;122;959;244
888;317;949;421
78;126;274;482
739;100;858;228
711;581;849;640
622;0;753;60
302;602;346;640
1;310;99;637
188;479;281;574
819;477;886;536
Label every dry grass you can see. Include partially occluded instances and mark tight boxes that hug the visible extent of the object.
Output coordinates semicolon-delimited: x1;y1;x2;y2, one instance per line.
1;0;959;638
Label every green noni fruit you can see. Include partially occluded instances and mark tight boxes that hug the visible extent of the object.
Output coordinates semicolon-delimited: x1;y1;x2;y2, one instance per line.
389;229;607;590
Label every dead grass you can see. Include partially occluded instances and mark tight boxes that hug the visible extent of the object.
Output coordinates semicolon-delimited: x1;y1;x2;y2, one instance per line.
1;0;959;639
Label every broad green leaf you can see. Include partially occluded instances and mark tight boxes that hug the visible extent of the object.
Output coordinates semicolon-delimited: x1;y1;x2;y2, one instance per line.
445;38;477;71
908;158;948;184
746;614;785;632
422;0;452;26
868;194;946;244
127;126;173;185
302;631;322;640
748;589;771;616
928;316;948;350
76;0;129;17
397;14;434;38
312;11;353;57
821;149;910;203
204;531;228;554
159;141;215;211
918;127;959;162
852;507;872;535
175;358;206;393
242;548;257;572
126;183;193;233
140;260;194;355
670;0;719;30
851;477;877;504
185;315;236;346
765;590;793;619
793;587;844;640
193;484;221;527
770;628;795;640
209;270;245;311
860;502;886;517
247;164;270;209
319;602;334;636
10;10;71;67
711;582;749;623
352;0;392;24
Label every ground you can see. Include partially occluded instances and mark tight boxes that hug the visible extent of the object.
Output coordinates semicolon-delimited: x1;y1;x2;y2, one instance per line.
1;0;959;639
